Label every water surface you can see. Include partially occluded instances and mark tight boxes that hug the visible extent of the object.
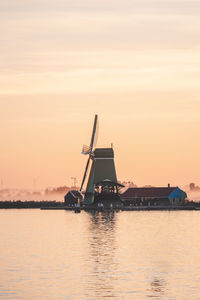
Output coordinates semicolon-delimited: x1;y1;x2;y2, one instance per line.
1;210;200;299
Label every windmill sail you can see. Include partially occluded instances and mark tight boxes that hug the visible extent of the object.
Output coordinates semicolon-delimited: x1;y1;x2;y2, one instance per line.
80;156;90;191
80;114;99;191
90;114;98;149
81;145;90;155
92;116;99;149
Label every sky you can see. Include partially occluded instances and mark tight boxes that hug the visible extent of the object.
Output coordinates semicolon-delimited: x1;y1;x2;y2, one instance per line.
0;0;200;189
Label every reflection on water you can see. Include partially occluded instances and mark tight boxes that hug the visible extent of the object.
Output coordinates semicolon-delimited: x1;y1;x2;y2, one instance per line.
86;212;117;299
148;276;166;298
1;210;200;299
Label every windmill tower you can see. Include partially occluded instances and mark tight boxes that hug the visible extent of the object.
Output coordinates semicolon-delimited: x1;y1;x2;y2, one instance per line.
80;115;123;206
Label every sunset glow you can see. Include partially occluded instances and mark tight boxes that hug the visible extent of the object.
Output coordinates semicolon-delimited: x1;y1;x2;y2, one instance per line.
0;0;200;189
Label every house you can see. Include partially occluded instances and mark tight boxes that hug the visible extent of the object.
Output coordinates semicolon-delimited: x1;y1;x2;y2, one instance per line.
121;186;187;206
64;190;83;206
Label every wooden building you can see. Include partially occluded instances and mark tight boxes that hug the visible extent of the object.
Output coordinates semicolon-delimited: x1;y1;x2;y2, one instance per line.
64;190;83;206
121;186;187;207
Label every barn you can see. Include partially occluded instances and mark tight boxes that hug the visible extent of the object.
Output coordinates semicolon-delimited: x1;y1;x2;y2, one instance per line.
121;186;187;207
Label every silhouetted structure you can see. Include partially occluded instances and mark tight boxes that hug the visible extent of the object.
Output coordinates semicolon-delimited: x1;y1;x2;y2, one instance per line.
121;186;187;206
64;190;83;206
80;115;123;207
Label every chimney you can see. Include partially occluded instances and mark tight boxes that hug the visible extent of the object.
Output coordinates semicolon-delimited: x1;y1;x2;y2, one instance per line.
168;183;170;188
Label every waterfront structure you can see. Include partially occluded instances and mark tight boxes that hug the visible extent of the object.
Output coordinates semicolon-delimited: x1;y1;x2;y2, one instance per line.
64;190;83;206
121;186;187;206
80;115;122;206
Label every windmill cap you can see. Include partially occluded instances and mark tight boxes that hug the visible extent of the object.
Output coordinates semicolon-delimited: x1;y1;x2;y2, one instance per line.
94;148;114;158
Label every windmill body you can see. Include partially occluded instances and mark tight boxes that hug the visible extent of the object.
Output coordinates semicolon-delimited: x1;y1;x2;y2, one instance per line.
80;115;123;207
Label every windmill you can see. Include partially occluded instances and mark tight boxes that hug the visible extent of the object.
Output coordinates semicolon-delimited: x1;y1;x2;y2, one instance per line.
80;115;124;206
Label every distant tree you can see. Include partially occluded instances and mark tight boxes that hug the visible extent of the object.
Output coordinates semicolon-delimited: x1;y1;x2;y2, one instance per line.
121;181;137;187
189;183;195;191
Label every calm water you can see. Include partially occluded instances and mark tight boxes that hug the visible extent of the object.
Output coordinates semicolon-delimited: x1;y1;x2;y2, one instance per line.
1;210;200;300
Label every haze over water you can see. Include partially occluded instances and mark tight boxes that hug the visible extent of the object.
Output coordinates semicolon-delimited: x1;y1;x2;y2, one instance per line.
1;209;200;299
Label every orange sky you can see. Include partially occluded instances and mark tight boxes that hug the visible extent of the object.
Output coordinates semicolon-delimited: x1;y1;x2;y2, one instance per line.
0;0;200;189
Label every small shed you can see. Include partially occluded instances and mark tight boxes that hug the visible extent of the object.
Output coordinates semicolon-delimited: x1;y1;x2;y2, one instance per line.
64;190;83;206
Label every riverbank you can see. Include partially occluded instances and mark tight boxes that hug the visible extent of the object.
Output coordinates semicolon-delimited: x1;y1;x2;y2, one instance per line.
40;205;199;211
0;200;62;209
1;200;200;211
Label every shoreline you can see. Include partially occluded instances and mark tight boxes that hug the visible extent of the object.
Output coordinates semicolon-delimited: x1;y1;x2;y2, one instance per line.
0;200;200;211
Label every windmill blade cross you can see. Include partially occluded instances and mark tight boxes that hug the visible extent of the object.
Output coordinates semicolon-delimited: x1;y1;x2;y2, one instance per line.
80;114;98;192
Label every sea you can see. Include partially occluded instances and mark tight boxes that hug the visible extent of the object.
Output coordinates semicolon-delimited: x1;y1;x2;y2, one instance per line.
1;209;200;300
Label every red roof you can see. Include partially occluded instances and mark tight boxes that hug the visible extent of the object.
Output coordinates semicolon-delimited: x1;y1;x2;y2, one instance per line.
121;187;176;198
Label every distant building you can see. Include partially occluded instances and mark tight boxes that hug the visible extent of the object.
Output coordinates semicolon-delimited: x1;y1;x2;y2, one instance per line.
121;186;187;206
64;190;83;206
